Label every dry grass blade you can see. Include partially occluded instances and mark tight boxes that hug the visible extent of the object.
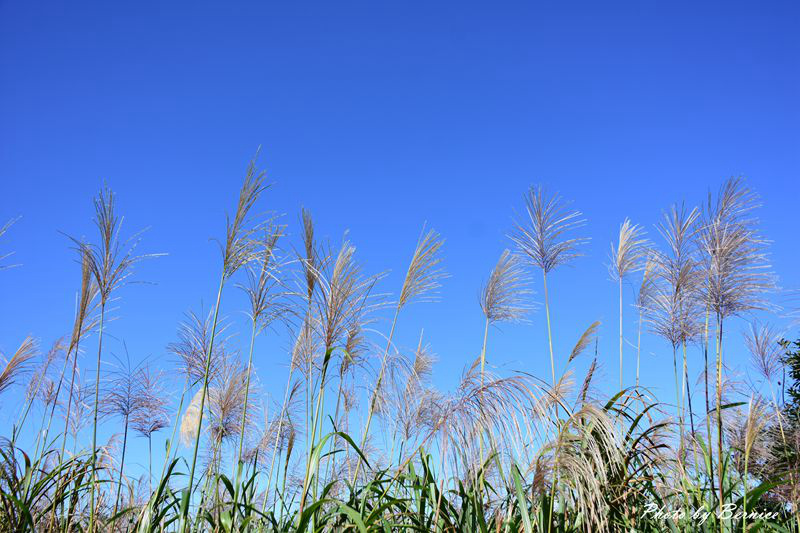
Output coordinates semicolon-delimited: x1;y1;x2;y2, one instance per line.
568;321;601;364
0;337;38;396
609;218;649;281
511;185;588;273
480;250;530;323
398;227;446;308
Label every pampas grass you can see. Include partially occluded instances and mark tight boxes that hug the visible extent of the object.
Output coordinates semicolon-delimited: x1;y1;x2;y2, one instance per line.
610;218;649;389
0;337;37;397
2;164;797;533
512;186;587;385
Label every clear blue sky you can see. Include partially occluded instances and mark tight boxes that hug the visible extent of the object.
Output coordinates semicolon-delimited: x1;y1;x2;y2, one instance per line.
1;1;798;476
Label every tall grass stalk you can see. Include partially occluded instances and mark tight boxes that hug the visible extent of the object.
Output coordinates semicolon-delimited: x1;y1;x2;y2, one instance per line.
180;157;266;532
354;227;444;483
512;186;586;385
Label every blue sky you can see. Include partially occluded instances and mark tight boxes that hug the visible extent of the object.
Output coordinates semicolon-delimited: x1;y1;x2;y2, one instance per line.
1;1;798;478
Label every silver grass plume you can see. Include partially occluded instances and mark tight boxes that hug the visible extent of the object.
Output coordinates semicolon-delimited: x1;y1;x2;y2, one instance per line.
207;357;257;446
568;321;601;364
241;224;287;330
311;240;381;352
511;185;588;274
699;177;773;319
744;321;783;382
181;389;204;447
220;156;269;281
169;310;229;385
480;250;530;323
609;218;649;282
646;204;703;348
130;365;170;438
0;337;37;396
70;187;158;306
398;228;446;308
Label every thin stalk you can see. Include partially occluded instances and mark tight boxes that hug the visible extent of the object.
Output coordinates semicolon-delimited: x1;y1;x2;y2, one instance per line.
159;374;190;483
148;434;152;495
636;305;643;387
87;302;106;533
715;313;724;515
298;347;333;514
478;317;489;489
231;319;258;529
673;346;684;444
180;275;225;533
353;306;400;483
263;364;296;514
683;342;695;435
703;307;715;498
60;336;83;461
12;345;58;447
543;270;555;386
112;414;130;519
684;341;700;482
543;267;558;533
37;345;74;466
323;368;346;482
619;277;623;390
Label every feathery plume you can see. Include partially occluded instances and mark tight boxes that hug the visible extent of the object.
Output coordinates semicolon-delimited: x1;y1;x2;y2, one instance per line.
241;224;287;330
220;156;269;280
207;358;256;446
579;358;598;404
312;241;380;351
181;389;204;447
398;228;446;308
609;218;649;282
71;187;156;305
568;321;601;364
511;185;588;274
699;177;773;319
300;208;318;302
0;337;37;396
169;310;229;384
130;366;170;438
101;350;144;421
744;321;783;382
480;250;530;323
